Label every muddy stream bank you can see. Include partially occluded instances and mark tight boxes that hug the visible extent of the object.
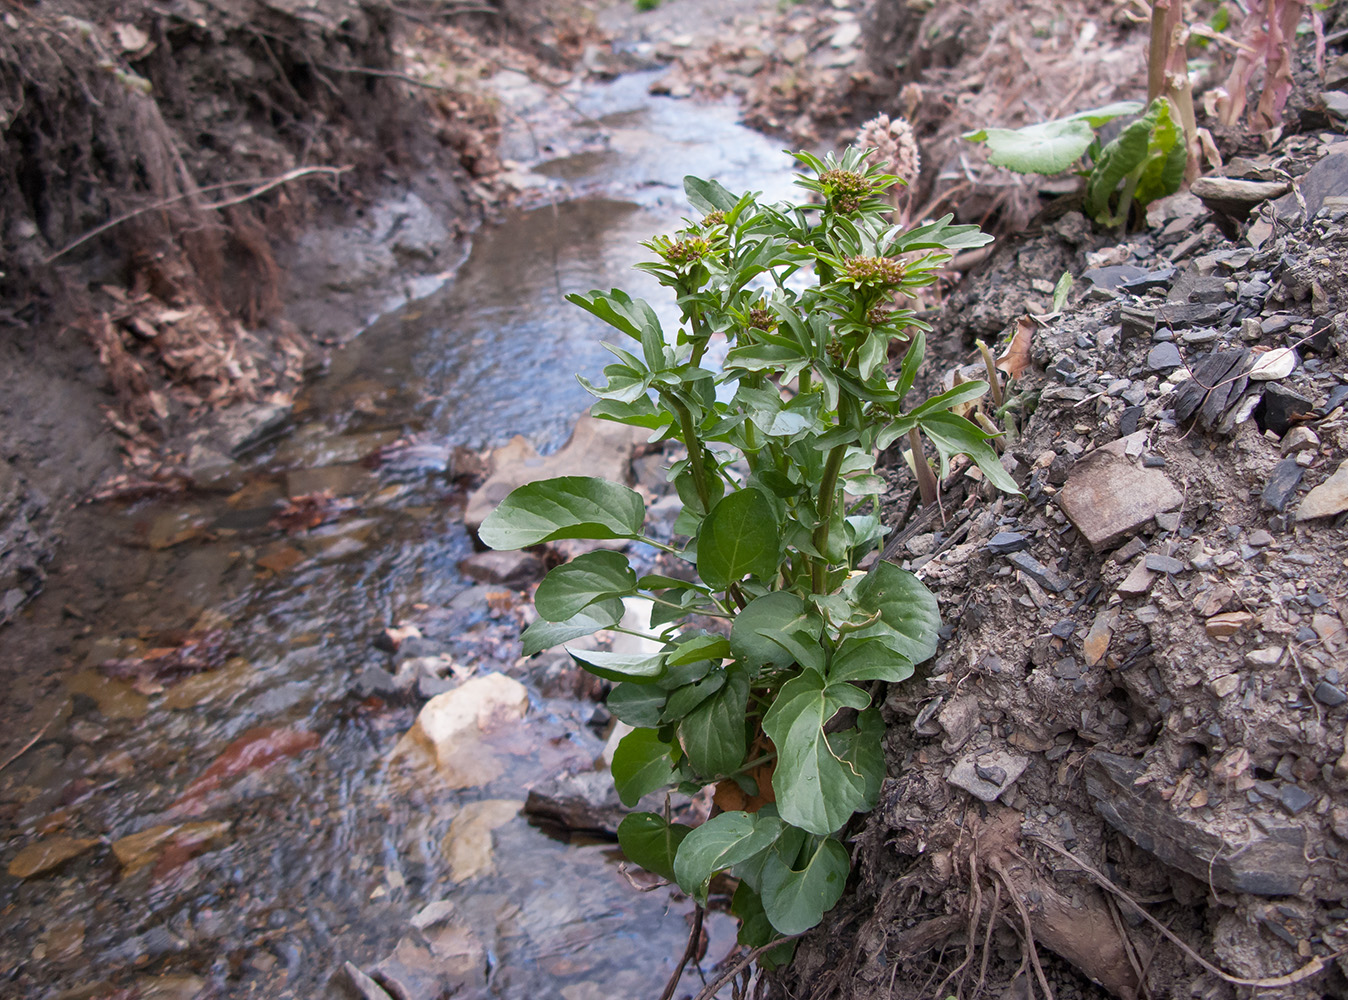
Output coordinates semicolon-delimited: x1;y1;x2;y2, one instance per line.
0;71;798;1000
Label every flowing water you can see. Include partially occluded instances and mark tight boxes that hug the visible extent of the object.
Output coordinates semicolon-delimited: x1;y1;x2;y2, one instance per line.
0;72;800;999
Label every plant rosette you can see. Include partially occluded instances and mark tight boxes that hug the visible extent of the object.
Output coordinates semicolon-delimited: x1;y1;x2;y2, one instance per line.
480;148;1016;955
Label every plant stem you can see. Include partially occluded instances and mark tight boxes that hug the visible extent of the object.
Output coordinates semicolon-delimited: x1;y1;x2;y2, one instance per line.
975;339;1004;409
810;444;848;593
663;391;712;512
908;427;938;507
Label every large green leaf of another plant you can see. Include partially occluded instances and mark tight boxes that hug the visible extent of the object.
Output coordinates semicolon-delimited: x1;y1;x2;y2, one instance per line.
828;634;915;684
478;477;645;550
760;836;850;935
1132;97;1186;209
617;812;691;882
1084;108;1154;222
611;728;677;807
762;672;874;835
534;550;637;621
607;681;667;727
520;598;624;656
673;810;784;904
678;667;749;776
731;882;798;969
967;118;1096;175
697;488;781;590
850;561;942;666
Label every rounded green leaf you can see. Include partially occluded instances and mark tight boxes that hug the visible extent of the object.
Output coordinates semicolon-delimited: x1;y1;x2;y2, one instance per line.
478;476;645;550
697;488;781;590
673;811;784;903
617;812;691;882
828;635;915;685
730;592;820;670
761;672;873;835
521;598;623;656
607;681;667;728
851;561;942;666
610;728;677;807
678;667;749;776
760;837;850;935
567;647;668;685
976;118;1096;175
534;550;637;622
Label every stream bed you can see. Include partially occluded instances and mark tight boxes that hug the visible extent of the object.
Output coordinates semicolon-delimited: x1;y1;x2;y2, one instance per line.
0;72;800;999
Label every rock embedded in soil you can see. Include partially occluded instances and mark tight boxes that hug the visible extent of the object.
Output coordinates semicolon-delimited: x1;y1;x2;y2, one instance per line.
1146;341;1183;372
1262;457;1305;512
1055;433;1183;551
1296;459;1348;521
947;750;1028;802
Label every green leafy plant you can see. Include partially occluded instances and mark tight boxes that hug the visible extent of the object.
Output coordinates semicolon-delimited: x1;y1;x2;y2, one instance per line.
963;97;1187;227
480;149;1013;958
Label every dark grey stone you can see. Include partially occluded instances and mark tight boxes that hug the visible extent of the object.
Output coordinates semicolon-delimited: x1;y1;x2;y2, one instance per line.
1082;264;1151;290
1006;551;1069;592
1119;405;1143;436
1258;383;1314;436
986;531;1029;555
1314;682;1347;708
1262;458;1304;512
1147;342;1183;372
1279;784;1316;816
1156;302;1224;329
1144;554;1185;574
1119;305;1156;343
1120;266;1176;293
1050;619;1076;638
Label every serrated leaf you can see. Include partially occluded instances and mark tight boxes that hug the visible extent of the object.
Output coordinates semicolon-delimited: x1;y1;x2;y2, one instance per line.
673;811;783;903
521;597;623;655
851;561;942;666
697;489;781;590
762;672;874;835
760;837;850;935
534;550;637;622
617;812;691;882
478;477;645;549
678;667;749;776
610;728;677;807
684;175;739;214
567;646;668;684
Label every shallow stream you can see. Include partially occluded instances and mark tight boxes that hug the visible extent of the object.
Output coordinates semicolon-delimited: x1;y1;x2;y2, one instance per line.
0;73;800;999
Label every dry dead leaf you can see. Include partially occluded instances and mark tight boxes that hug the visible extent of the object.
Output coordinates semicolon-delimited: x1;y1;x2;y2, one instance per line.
997;315;1035;382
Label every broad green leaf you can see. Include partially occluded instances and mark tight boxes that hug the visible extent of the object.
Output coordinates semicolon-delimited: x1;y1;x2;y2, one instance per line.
1062;99;1145;128
851;561;942;666
661;669;727;722
760;837;850;935
966;118;1096;175
684;175;739;214
608;681;667;727
534;550;637;622
831;707;885;809
697;489;781;590
673;810;784;903
828;635;915;685
678;667;749;776
762;672;873;835
1133;97;1186;208
916;410;1021;495
478;477;645;549
617;812;691;882
666;632;731;666
568;647;668;684
731;882;799;969
730;592;821;670
611;728;677;807
520;598;623;656
1085;113;1153;221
